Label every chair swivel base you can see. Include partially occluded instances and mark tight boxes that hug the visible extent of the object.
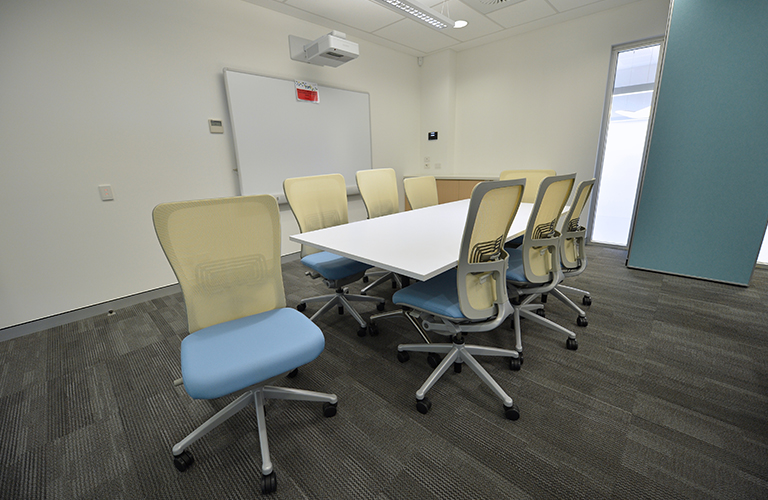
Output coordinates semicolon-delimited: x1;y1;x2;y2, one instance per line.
396;339;520;420
514;302;579;351
171;384;338;495
550;286;589;326
297;288;385;336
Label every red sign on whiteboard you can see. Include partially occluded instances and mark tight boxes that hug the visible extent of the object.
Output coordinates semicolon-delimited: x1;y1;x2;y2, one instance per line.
295;80;319;103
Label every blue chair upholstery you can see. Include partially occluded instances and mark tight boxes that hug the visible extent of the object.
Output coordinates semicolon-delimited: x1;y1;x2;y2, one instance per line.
392;179;526;420
301;251;372;282
152;194;337;494
181;308;325;400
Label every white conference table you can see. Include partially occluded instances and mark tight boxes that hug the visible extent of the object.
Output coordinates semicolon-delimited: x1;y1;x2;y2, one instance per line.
289;199;537;282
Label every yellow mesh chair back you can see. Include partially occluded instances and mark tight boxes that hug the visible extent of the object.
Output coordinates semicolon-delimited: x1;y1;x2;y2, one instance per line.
152;195;285;334
522;174;575;283
283;174;349;258
356;168;399;218
457;180;525;320
403;176;438;210
561;179;595;269
500;169;557;203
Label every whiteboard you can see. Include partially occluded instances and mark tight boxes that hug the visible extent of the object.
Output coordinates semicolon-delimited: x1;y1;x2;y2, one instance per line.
224;69;372;203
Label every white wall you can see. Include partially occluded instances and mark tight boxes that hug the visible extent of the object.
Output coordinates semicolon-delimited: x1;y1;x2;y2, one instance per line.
0;0;420;329
451;0;669;188
0;0;670;331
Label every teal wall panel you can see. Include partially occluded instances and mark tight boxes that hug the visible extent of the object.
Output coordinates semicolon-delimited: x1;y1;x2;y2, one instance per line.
628;0;768;285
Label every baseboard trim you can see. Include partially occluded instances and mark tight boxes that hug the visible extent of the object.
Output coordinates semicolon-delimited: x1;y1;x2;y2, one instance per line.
0;253;303;343
0;284;181;343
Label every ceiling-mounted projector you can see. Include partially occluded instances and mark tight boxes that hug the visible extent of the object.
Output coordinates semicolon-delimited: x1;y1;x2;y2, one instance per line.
289;31;359;68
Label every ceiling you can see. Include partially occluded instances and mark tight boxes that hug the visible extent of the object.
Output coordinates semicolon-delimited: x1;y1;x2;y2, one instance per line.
244;0;643;57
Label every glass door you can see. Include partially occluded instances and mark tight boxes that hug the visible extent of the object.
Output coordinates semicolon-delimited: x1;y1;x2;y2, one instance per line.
589;40;662;247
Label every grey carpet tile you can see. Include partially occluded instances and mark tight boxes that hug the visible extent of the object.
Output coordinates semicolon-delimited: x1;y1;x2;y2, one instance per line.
1;247;768;499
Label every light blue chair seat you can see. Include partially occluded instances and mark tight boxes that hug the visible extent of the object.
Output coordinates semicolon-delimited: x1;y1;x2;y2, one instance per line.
181;308;325;400
505;247;527;283
301;251;372;282
392;269;465;320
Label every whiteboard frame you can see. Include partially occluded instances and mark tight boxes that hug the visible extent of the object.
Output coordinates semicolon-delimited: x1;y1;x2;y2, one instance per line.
223;68;373;203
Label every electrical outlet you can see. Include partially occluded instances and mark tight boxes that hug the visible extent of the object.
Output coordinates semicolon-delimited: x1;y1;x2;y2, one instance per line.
434;163;442;169
424;157;430;163
98;184;114;201
424;163;431;169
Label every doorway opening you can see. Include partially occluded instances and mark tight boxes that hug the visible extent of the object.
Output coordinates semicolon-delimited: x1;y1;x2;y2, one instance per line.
589;40;662;247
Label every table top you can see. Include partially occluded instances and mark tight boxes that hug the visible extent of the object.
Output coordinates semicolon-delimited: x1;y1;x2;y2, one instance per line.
289;199;536;282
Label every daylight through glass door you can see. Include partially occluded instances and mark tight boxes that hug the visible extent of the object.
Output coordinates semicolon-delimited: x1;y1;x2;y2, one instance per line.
590;42;661;247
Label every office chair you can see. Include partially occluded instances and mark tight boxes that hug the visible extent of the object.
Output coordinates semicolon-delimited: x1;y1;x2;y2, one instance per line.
393;179;525;420
505;174;578;361
403;175;438;210
152;195;338;495
499;169;557;203
499;169;557;249
355;168;403;295
544;179;595;326
284;173;385;337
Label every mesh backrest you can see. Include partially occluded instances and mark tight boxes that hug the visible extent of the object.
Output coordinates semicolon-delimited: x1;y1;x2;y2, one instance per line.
457;180;525;319
523;175;575;282
403;176;438;210
152;195;285;334
499;169;557;203
562;179;595;268
283;174;349;258
356;168;399;218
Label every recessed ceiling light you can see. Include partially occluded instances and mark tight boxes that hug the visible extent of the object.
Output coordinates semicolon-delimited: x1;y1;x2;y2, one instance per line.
454;20;468;28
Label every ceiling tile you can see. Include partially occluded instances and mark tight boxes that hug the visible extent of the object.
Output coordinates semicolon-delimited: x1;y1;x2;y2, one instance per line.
548;0;603;12
487;0;557;28
426;0;505;42
460;0;528;15
284;0;402;33
373;18;459;54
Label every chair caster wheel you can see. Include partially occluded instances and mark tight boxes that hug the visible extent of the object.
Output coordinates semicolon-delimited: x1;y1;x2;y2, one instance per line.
416;397;431;414
566;338;578;350
577;316;588;327
376;302;385;312
338;306;344;315
510;356;521;371
173;450;194;472
535;308;545;317
287;368;299;378
391;280;398;289
357;326;367;337
541;294;548;303
363;276;369;283
454;362;462;373
504;404;520;421
323;402;337;417
426;352;441;369
582;295;592;306
296;303;307;312
261;471;277;494
397;350;410;363
367;322;379;336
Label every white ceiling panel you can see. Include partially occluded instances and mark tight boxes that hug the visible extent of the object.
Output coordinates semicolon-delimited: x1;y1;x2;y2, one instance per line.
373;18;460;54
426;1;505;42
487;0;557;28
548;0;604;12
242;0;649;56
284;0;402;33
